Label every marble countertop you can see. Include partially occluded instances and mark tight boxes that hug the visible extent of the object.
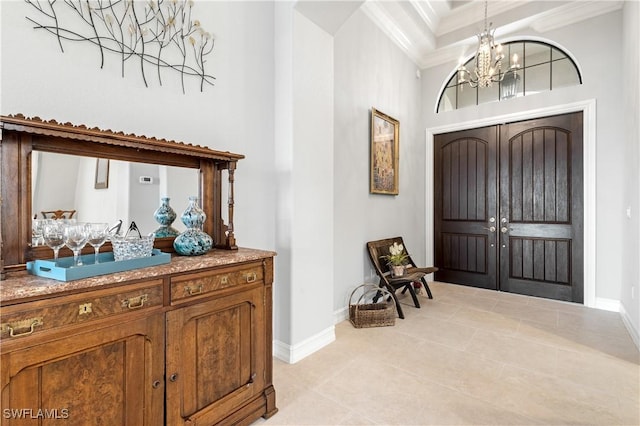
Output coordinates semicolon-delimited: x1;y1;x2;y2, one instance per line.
1;248;276;305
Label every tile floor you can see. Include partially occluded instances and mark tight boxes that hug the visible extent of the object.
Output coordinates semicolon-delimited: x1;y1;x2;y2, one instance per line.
256;281;640;425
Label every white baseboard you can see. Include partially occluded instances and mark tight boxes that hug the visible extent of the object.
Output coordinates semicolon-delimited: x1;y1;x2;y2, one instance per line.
595;297;620;312
273;325;335;364
620;303;640;351
334;306;349;324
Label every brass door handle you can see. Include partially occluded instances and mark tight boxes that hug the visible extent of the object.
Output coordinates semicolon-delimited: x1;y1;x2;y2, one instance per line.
2;317;44;338
122;294;148;309
185;284;203;296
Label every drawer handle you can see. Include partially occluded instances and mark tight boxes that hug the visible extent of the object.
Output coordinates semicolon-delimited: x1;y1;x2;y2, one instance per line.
122;294;148;309
2;317;43;338
185;284;203;296
245;272;257;283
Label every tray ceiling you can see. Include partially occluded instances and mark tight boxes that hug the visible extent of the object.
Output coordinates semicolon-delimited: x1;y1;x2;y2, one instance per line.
295;0;624;69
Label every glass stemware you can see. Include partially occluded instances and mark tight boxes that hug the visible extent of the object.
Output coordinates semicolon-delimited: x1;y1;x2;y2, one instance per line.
32;218;46;246
87;223;109;264
64;223;89;267
43;221;65;265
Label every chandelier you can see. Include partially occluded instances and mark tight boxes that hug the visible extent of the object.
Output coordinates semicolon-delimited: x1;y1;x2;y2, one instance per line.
458;0;520;88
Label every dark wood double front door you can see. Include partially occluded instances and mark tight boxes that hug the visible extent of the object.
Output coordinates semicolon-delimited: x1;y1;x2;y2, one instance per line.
434;112;584;303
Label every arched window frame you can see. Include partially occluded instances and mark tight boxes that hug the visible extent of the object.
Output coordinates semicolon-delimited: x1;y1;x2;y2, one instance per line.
436;37;583;113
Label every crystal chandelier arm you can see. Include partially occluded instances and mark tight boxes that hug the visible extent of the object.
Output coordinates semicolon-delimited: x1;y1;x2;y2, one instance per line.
457;0;512;88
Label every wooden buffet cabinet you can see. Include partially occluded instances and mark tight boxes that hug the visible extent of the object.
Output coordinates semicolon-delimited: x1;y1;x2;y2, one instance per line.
0;116;277;425
1;250;277;425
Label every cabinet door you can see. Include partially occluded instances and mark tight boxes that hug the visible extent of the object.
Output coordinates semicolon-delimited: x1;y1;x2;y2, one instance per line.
0;314;164;426
166;285;266;426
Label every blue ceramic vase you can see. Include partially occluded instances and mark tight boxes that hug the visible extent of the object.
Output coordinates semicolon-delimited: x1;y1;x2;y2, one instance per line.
173;196;213;256
153;197;180;238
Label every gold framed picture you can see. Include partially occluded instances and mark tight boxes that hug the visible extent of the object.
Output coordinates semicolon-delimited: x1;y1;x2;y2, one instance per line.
370;108;399;195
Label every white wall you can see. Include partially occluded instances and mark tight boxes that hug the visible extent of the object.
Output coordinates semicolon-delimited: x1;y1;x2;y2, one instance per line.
420;11;625;305
159;166;198;234
333;9;425;318
1;0;276;249
292;9;335;350
272;5;336;363
620;0;640;347
31;152;80;218
273;1;295;357
128;163;161;235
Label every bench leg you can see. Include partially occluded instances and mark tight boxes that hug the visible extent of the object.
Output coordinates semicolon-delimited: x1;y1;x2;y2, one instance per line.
392;291;405;319
378;281;405;319
422;277;433;299
407;284;421;308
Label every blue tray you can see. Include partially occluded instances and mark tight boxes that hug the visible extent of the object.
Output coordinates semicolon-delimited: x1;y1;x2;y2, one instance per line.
27;249;171;282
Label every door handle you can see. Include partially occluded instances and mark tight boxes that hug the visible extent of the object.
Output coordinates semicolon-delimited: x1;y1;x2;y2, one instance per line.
483;217;496;233
500;218;509;233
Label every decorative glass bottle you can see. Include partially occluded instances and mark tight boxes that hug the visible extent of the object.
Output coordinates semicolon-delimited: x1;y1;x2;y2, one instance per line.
153;197;180;238
173;196;213;256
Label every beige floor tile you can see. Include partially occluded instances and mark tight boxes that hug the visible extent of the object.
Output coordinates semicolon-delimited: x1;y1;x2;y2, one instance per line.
489;365;635;425
409;298;461;321
618;395;640;426
256;282;640;426
525;294;592;313
413;341;505;396
394;315;478;351
435;291;499;312
466;329;559;376
448;305;521;335
554;347;640;400
258;388;354;425
558;308;632;339
492;299;560;327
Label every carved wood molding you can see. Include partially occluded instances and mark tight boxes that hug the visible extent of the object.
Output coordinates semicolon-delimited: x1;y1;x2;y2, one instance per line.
1;114;244;162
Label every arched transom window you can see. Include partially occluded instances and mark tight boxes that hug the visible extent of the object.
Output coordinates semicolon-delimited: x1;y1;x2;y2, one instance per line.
437;40;582;113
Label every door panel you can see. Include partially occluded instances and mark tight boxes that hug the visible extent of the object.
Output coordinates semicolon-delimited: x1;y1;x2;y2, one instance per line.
165;286;266;426
499;113;583;302
434;126;498;289
1;314;164;426
434;112;583;303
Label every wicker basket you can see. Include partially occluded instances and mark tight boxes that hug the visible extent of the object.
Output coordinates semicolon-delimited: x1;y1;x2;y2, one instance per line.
349;284;396;328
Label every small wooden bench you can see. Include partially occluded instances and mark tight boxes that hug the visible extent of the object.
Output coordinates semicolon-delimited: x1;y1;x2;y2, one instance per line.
366;237;438;319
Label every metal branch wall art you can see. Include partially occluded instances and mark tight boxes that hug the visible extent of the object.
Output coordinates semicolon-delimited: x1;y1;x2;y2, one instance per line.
25;0;216;93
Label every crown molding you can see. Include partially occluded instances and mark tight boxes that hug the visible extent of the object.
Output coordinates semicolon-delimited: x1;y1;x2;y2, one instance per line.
530;0;624;33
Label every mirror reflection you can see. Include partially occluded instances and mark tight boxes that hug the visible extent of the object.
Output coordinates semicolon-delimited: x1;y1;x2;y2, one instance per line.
31;151;199;244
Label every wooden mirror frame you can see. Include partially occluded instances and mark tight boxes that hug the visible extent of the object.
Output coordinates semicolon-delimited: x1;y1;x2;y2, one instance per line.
0;114;243;278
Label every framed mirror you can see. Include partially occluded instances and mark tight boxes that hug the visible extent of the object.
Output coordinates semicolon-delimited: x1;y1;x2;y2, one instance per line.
1;115;243;277
31;151;199;237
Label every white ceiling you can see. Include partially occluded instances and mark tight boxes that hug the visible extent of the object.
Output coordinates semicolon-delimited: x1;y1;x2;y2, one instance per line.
294;0;624;69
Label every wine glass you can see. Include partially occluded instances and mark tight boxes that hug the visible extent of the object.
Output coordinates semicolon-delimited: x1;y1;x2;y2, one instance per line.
87;223;109;264
32;218;46;246
64;223;89;267
43;220;65;265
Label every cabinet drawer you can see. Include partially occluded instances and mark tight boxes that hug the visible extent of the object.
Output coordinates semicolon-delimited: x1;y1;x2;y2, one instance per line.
170;263;263;303
0;280;163;340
